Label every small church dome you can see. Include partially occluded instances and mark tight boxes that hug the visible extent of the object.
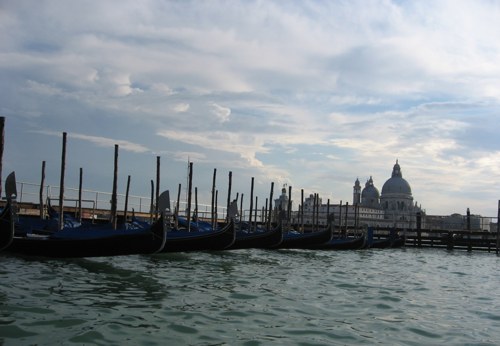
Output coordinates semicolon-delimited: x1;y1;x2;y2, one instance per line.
361;176;380;199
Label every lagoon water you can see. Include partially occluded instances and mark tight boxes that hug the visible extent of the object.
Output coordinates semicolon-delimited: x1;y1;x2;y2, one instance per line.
1;248;500;345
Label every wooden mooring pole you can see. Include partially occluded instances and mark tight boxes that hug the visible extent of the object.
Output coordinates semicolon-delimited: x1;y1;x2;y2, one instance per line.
226;171;232;221
467;208;472;252
288;185;292;222
496;200;500;255
187;162;193;231
78;167;83;222
110;144;118;230
149;180;154;223
249;177;254;226
58;132;67;231
39;161;46;219
0;117;4;199
156;156;160;219
416;211;422;247
301;189;304;232
268;182;274;230
211;169;217;229
124;175;131;222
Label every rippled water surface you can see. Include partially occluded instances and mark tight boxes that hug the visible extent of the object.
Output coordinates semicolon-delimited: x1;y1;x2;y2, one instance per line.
1;248;500;345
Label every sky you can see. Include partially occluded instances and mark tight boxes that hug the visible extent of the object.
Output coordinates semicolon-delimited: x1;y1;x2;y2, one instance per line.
1;0;500;217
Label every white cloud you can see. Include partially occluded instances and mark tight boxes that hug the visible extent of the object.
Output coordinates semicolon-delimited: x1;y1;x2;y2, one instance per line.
173;103;190;113
210;103;231;122
33;130;150;153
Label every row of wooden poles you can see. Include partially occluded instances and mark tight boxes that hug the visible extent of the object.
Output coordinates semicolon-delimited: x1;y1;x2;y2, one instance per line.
2;116;500;253
0;121;283;231
0;117;375;234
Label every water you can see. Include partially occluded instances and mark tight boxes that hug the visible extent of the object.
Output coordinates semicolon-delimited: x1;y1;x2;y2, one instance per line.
1;248;500;345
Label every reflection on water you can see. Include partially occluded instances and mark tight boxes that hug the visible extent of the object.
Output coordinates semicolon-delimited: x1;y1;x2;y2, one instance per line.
1;248;500;345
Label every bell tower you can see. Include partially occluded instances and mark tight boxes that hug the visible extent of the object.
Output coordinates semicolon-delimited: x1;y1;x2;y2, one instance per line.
353;178;361;205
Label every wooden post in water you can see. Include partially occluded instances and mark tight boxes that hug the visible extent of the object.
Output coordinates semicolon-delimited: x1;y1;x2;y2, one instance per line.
195;187;198;222
327;198;330;221
339;200;343;236
215;190;218;226
301;189;304;232
175;183;181;229
39;161;46;219
264;198;268;227
288;185;292;222
496;200;500;254
249;177;254;225
345;202;349;234
110;144;119;230
124;175;131;222
0;117;4;198
58;132;67;231
149;180;154;223
78;167;83;222
416;211;422;247
268;182;274;230
311;193;316;231
467;208;472;252
254;196;258;232
211;169;217;229
239;193;244;225
316;194;320;230
354;203;358;229
187;162;193;231
226;171;232;221
156;156;160;219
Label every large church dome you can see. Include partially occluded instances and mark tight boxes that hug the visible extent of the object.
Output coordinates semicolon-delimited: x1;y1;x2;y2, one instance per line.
381;160;412;196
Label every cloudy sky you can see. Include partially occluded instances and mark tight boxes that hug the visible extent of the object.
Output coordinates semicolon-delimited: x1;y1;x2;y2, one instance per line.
2;0;500;217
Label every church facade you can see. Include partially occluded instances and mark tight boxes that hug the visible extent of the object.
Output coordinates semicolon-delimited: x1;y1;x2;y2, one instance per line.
353;160;425;228
287;160;425;230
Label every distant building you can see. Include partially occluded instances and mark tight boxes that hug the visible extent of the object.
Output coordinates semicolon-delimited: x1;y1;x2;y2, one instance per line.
354;160;425;228
289;160;426;229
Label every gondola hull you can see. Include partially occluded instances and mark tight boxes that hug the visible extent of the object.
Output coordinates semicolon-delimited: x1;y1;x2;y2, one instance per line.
228;223;283;250
306;234;366;250
1;202;167;258
162;221;235;252
277;224;333;249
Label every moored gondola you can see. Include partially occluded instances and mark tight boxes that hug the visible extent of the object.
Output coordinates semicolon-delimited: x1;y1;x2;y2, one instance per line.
1;173;168;258
275;223;333;249
161;220;235;252
227;223;283;250
305;229;368;250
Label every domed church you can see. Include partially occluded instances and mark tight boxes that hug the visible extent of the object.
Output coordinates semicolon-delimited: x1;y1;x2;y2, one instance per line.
353;160;424;227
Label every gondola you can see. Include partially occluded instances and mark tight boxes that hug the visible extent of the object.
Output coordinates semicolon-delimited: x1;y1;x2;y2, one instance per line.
305;230;368;250
1;172;168;258
161;220;235;252
276;223;333;249
176;216;215;232
370;229;405;249
227;223;283;250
